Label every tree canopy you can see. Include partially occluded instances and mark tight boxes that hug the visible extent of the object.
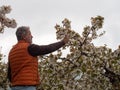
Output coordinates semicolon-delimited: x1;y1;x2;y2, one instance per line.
0;5;17;90
37;16;120;90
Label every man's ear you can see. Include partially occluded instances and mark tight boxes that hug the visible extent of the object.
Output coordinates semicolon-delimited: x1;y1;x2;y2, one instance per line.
22;34;26;40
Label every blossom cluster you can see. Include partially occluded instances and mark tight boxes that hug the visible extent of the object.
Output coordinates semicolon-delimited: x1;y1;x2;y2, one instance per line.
0;5;17;33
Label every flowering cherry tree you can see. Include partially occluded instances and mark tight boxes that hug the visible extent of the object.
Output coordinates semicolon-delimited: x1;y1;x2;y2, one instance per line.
0;5;17;90
37;16;120;90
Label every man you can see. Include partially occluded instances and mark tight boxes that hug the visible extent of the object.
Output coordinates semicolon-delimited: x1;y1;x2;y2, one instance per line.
7;26;69;90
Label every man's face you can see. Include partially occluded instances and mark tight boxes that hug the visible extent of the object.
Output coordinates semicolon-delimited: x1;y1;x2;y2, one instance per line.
24;29;33;44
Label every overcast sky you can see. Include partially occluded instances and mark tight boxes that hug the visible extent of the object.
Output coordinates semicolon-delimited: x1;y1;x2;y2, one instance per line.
0;0;120;62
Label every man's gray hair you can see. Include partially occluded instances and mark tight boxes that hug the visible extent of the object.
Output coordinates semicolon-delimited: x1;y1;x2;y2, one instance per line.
16;26;29;41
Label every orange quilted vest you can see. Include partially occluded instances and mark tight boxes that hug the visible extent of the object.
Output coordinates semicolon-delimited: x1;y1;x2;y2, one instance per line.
9;40;39;86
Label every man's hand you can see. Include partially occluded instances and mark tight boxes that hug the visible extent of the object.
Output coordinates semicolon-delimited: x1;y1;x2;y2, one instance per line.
63;35;69;44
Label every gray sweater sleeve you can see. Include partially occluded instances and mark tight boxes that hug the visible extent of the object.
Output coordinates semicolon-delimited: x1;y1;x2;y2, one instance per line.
28;41;65;56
